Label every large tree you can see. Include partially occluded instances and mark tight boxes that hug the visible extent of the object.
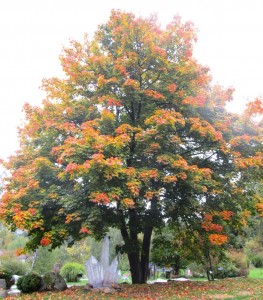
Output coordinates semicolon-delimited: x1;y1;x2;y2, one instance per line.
0;11;262;283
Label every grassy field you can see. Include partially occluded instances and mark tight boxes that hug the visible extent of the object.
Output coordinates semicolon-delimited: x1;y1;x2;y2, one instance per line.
248;268;263;279
6;277;263;300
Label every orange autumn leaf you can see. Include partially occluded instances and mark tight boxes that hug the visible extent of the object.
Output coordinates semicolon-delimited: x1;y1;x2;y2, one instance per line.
79;227;92;234
40;237;51;246
123;198;135;208
90;192;110;204
168;83;177;93
208;234;228;245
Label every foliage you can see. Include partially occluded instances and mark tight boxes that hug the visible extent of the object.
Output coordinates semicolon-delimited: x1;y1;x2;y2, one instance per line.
1;258;29;276
6;235;28;251
60;262;85;282
151;227;188;273
185;262;206;278
151;222;231;280
245;237;263;268
118;254;130;272
17;273;42;293
0;10;262;284
0;224;14;249
0;268;14;289
214;250;249;278
32;246;68;275
251;255;263;268
226;250;249;276
65;239;91;265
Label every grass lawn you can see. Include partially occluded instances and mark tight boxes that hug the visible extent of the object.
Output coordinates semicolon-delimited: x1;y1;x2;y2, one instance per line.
6;277;263;299
67;279;88;286
248;268;263;279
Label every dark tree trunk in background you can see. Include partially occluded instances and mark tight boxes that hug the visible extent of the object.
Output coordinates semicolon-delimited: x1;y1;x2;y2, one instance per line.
141;226;153;283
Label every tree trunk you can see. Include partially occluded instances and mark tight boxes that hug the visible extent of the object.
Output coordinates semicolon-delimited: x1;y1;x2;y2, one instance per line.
120;214;153;284
173;255;180;276
31;250;38;271
118;194;155;284
128;251;143;284
141;226;153;283
126;228;153;284
206;250;214;281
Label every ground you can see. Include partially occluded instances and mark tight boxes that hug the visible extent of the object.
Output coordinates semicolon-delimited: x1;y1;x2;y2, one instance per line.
5;277;263;299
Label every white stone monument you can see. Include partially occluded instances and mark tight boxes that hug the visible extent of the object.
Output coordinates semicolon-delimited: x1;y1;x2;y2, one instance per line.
85;236;121;288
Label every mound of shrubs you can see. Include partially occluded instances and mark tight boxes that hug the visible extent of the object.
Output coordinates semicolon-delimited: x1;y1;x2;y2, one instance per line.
17;273;42;293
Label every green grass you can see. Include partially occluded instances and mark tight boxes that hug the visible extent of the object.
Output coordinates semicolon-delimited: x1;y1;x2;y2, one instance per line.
189;277;207;281
66;279;88;286
248;268;263;278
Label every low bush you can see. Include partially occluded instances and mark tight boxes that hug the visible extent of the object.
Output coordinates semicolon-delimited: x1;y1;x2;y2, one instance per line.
186;262;206;278
17;273;42;293
1;259;30;276
215;250;249;278
60;262;85;282
245;238;263;268
251;254;263;268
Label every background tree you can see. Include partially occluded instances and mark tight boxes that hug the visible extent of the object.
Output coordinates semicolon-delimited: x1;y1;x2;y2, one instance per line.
0;10;262;284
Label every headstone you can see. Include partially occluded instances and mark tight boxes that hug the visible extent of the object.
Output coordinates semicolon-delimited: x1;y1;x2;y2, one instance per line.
0;279;7;298
53;263;62;273
85;236;121;288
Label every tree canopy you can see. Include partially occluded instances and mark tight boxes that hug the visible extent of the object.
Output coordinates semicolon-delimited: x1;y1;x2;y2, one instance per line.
0;10;262;283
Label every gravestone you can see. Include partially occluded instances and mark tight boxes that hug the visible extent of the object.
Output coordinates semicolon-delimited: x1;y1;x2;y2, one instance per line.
0;279;7;298
85;236;121;288
53;263;62;273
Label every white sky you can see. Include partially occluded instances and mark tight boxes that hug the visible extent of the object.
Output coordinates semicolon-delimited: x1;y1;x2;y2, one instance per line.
0;0;263;159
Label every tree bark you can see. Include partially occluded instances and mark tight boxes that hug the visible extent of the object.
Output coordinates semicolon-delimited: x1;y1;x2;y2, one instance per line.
173;255;180;276
141;226;153;283
125;228;153;284
128;251;143;284
206;250;214;281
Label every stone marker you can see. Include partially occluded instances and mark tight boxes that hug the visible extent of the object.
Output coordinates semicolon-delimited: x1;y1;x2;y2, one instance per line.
85;236;121;289
53;263;62;273
0;279;7;298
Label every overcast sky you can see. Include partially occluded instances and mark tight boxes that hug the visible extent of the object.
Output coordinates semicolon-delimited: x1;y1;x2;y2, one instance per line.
1;0;263;159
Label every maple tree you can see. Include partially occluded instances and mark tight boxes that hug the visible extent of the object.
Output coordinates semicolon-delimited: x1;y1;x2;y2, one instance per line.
0;10;262;284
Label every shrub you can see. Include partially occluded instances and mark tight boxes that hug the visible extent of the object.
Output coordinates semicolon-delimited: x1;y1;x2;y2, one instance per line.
186;262;206;278
245;238;263;268
214;250;249;278
214;262;239;278
60;262;85;282
0;268;15;289
251;254;263;268
17;273;42;293
1;259;30;276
